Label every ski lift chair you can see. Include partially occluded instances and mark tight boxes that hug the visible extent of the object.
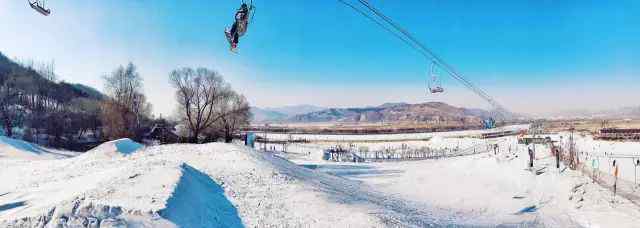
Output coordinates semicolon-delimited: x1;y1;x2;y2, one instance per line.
29;0;51;16
429;86;444;94
427;62;445;94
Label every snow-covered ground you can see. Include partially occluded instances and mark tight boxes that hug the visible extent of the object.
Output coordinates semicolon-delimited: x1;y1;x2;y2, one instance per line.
566;134;640;183
278;135;640;227
4;126;640;227
0;138;385;227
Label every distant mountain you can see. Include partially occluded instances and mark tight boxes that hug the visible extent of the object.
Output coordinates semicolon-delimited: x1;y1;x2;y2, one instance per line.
263;105;326;117
250;105;326;123
250;107;288;123
542;106;640;119
377;102;409;109
290;102;493;123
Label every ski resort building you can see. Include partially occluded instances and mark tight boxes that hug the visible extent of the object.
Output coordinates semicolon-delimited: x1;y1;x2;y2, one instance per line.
597;128;640;141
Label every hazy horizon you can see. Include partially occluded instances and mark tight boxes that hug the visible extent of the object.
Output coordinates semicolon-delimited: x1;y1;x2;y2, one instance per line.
2;1;638;117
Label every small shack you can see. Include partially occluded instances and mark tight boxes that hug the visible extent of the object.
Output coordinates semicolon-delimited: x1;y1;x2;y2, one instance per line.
146;124;179;144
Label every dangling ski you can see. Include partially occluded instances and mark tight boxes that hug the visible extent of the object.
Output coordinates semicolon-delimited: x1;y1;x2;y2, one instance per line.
224;29;238;53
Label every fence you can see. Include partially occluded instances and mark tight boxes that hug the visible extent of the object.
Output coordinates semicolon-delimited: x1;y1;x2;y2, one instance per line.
557;138;640;206
323;142;490;163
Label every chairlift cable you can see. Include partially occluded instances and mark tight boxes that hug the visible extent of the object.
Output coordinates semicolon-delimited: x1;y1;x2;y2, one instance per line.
359;0;503;112
336;0;420;54
353;0;508;115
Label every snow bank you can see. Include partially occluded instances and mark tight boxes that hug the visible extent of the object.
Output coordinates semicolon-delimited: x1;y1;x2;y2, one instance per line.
0;136;75;160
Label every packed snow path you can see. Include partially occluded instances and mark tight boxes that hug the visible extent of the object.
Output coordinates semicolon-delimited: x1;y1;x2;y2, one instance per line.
263;143;540;227
260;151;452;227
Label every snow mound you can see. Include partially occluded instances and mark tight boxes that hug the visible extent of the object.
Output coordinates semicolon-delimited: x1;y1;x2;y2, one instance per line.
86;138;144;158
1;142;385;227
0;136;74;160
0;160;242;227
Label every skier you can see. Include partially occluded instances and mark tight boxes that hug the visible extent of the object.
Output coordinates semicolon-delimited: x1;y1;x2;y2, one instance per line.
592;157;599;183
528;145;534;169
613;160;619;202
555;148;560;169
225;3;252;52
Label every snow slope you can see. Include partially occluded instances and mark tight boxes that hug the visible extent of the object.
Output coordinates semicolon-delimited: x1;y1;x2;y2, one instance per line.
0;136;77;160
0;141;384;227
569;134;640;182
5;128;639;227
281;136;640;227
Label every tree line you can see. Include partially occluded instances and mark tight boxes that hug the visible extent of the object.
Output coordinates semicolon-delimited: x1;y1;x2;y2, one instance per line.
0;52;250;150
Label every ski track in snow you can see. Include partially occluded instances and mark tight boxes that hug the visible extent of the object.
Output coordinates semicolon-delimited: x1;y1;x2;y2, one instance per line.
258;152;442;227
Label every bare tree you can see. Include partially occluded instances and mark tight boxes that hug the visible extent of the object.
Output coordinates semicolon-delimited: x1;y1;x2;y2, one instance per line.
169;67;235;143
101;63;151;140
35;60;57;82
217;92;251;143
71;98;102;140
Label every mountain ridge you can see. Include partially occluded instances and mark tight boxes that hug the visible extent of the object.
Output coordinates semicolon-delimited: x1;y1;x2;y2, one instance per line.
288;102;493;124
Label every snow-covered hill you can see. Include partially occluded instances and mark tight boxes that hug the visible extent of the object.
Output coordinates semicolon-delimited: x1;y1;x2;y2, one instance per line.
0;139;383;227
290;102;495;123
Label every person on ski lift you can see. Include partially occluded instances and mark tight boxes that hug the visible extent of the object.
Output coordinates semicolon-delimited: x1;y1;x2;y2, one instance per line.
227;3;250;50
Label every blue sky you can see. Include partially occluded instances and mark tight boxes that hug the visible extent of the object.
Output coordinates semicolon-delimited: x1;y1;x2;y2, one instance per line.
1;0;638;116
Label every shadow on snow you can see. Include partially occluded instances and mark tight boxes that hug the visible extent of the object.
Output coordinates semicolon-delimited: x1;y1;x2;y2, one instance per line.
0;201;26;212
159;164;243;228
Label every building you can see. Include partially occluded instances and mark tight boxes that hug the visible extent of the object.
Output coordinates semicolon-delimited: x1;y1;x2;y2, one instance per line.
597;128;640;141
145;124;180;144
